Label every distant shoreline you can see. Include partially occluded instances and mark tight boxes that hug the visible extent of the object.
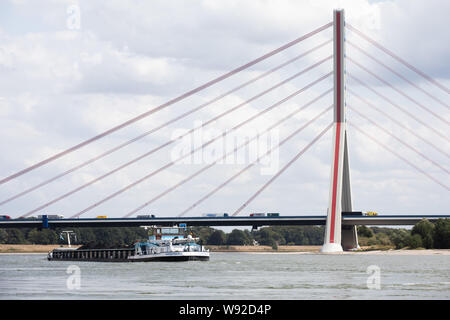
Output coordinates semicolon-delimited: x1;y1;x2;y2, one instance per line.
1;244;450;255
0;244;80;254
205;245;321;252
206;246;450;255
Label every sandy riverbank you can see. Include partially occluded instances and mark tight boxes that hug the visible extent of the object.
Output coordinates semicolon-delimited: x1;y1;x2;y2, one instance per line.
205;245;321;252
0;244;81;253
344;248;450;255
207;246;450;255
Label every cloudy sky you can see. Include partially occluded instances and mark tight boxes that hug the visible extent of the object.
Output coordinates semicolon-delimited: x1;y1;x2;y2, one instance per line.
0;0;448;219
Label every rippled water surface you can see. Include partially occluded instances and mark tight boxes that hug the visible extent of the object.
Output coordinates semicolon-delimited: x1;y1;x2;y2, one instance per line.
0;253;449;299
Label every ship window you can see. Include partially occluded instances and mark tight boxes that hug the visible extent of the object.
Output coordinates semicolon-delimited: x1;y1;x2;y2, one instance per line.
161;228;180;234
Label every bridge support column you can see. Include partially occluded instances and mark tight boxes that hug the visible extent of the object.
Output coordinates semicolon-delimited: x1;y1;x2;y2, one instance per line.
342;225;359;250
321;9;359;253
341;132;360;251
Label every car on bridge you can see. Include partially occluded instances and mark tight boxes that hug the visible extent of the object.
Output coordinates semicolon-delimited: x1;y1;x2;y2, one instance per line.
365;211;378;216
137;215;156;218
0;215;11;220
96;216;108;219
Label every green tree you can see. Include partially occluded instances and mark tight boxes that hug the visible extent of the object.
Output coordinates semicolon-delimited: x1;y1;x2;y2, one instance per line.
357;225;374;238
91;228;123;248
5;229;28;244
28;229;58;244
408;234;423;249
0;229;8;243
375;233;392;246
389;229;410;249
74;228;96;245
269;226;324;245
207;230;226;245
302;226;324;245
412;219;435;249
191;227;215;244
253;228;283;246
433;219;450;249
271;240;278;251
227;229;252;245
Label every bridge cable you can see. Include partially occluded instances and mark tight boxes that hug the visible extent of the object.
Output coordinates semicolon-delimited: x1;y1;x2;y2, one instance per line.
0;41;332;207
348;56;449;126
348;122;449;191
347;24;450;94
347;74;450;143
124;103;333;218
67;72;333;218
347;41;449;110
347;88;450;159
231;122;333;216
19;67;332;218
0;22;333;186
348;105;449;175
177;100;333;217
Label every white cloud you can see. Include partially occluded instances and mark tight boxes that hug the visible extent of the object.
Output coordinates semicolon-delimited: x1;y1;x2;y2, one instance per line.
0;0;448;218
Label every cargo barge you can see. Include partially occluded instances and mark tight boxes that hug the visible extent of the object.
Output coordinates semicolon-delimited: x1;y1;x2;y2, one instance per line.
48;247;134;262
47;225;209;262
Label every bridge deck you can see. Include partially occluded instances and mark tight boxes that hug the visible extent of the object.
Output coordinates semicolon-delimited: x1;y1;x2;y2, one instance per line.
0;215;449;228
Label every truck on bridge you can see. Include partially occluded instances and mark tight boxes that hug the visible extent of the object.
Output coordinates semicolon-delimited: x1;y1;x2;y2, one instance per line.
37;215;64;219
250;213;265;217
202;213;229;217
137;214;156;218
250;213;280;217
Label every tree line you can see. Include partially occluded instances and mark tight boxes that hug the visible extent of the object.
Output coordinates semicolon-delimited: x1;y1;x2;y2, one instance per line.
192;225;325;249
0;218;449;249
0;227;148;249
0;225;325;248
357;218;450;249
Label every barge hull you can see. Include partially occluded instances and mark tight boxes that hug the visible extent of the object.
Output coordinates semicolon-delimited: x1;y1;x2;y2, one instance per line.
48;257;131;262
47;248;209;262
129;255;209;262
48;248;134;262
47;256;209;262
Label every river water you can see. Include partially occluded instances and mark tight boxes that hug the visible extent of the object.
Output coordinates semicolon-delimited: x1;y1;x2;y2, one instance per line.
0;252;449;299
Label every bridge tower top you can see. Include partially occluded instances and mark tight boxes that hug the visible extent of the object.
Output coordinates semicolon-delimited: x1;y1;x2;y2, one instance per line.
333;9;346;123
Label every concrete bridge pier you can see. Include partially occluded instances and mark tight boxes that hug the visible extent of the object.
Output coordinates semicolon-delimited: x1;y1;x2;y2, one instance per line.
342;226;359;251
340;132;360;251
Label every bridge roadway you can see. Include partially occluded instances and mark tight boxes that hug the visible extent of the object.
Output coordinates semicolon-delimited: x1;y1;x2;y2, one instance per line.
0;215;449;229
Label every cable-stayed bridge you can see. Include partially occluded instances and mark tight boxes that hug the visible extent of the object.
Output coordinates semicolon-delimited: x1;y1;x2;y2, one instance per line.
0;9;448;252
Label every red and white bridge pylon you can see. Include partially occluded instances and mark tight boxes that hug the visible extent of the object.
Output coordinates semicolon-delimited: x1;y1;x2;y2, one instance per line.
321;9;359;253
